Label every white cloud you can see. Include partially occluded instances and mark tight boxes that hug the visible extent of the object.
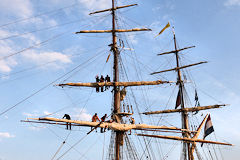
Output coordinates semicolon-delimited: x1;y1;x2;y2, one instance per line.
0;28;71;73
78;0;111;12
72;108;92;121
127;34;138;45
43;111;51;115
23;110;49;131
0;132;15;139
0;0;33;18
29;126;46;131
0;31;18;73
0;30;15;39
152;1;175;12
22;50;72;69
224;0;240;6
22;111;39;117
20;33;40;45
23;108;91;121
0;60;14;73
30;17;58;29
23;110;55;118
46;19;58;26
0;30;41;73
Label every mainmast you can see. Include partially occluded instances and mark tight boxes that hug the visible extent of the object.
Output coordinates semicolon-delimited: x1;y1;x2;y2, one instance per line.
111;0;122;159
173;29;191;160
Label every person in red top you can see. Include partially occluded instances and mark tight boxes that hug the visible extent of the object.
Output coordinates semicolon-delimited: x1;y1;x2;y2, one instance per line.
92;113;100;122
91;113;100;132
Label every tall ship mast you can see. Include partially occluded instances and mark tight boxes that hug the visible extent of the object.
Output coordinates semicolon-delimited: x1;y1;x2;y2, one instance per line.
20;0;233;160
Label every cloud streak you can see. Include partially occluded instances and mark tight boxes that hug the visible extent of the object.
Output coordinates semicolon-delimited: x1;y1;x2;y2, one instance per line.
22;50;72;69
0;132;15;139
224;0;240;6
0;0;33;18
78;0;111;11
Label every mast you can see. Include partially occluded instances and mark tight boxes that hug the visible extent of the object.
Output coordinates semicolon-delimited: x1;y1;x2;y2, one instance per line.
111;0;121;159
173;29;191;160
51;1;150;159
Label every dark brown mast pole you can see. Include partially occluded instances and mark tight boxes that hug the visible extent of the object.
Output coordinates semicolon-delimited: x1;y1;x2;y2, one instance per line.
111;0;121;160
173;29;191;160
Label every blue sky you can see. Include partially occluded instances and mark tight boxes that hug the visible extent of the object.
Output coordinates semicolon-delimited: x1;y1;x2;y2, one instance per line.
0;0;239;160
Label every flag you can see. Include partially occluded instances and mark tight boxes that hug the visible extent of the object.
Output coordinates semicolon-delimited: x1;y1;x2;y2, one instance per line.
175;89;181;109
155;22;170;37
203;114;214;139
201;114;214;147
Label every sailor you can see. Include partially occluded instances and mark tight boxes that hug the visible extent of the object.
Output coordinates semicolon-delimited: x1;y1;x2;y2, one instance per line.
100;114;107;133
62;114;71;130
92;113;100;132
129;117;135;135
105;75;110;90
106;75;110;82
130;117;135;124
96;75;100;92
100;75;105;92
92;113;100;122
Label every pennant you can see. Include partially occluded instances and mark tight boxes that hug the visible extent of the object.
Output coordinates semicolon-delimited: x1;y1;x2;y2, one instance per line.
203;114;214;140
194;89;200;115
195;89;199;102
106;53;111;63
175;89;181;109
155;22;170;37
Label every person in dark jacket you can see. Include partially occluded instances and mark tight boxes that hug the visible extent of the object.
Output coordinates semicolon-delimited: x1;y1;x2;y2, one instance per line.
106;75;110;82
100;75;104;92
62;114;71;130
96;75;100;92
100;114;107;133
105;75;111;90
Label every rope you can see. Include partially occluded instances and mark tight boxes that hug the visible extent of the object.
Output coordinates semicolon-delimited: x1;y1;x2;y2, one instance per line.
0;14;109;62
51;141;66;160
62;48;106;82
0;17;87;41
214;132;224;160
0;51;104;116
161;141;178;160
78;135;101;160
51;132;71;160
0;31;68;61
56;134;89;160
0;45;103;79
102;132;105;160
0;3;78;28
116;22;156;160
46;127;89;160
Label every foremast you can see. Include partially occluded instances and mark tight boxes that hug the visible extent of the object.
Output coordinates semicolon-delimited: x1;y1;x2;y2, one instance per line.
173;29;191;160
142;28;232;160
